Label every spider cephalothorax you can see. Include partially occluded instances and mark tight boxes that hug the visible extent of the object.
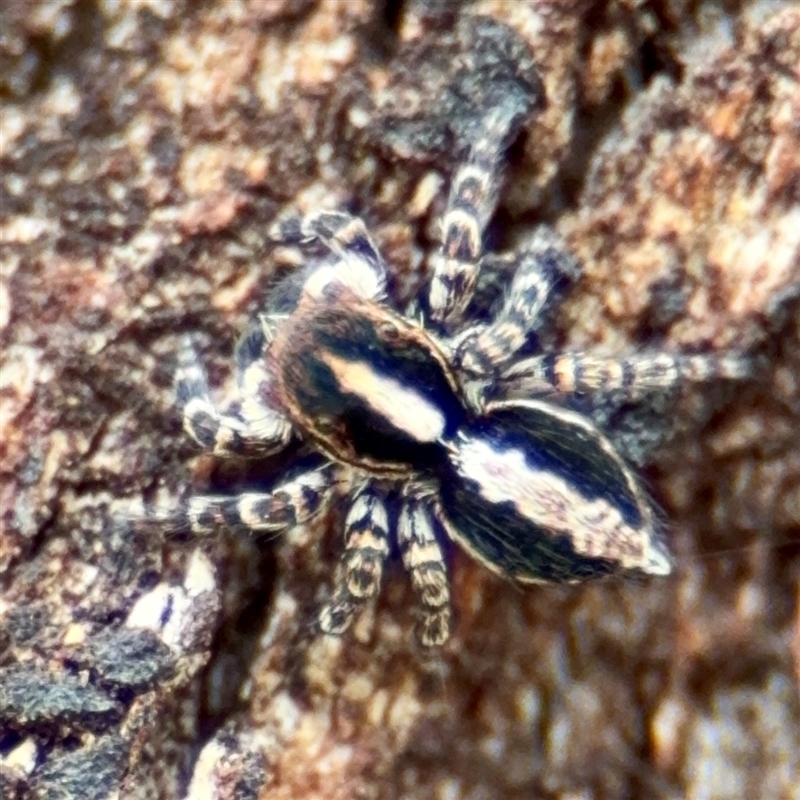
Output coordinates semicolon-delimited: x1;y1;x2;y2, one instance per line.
173;80;751;647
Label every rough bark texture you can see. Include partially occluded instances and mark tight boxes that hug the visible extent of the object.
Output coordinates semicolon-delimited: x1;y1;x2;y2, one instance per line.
1;1;799;799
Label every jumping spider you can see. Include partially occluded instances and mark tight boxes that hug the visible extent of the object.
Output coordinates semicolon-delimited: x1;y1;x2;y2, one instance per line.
173;99;750;647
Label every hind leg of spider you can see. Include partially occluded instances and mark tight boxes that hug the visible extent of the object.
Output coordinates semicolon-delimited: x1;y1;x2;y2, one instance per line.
318;487;390;636
176;460;341;539
454;227;582;378
268;210;387;301
177;336;292;458
396;496;451;647
499;351;755;402
428;95;533;327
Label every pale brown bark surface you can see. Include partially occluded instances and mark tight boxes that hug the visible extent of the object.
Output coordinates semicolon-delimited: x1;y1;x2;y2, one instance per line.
1;2;799;799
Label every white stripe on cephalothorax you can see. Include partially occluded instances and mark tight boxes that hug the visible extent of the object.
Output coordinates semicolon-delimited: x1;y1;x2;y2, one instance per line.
318;350;447;443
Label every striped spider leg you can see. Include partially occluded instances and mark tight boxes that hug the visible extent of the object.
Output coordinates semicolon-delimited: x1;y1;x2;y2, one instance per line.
495;349;755;467
396;491;452;647
318;485;391;637
450;226;582;382
497;350;754;403
442;228;754;465
320;485;452;648
183;457;342;540
428;94;535;327
173;457;418;643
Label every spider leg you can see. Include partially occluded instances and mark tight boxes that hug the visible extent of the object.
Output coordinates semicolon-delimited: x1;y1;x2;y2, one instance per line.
499;351;754;401
177;336;291;457
455;227;581;377
428;99;529;327
179;461;340;538
269;210;387;301
397;495;451;647
318;487;390;636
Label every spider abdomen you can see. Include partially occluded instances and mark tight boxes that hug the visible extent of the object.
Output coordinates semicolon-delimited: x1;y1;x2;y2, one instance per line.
437;399;672;584
271;290;467;474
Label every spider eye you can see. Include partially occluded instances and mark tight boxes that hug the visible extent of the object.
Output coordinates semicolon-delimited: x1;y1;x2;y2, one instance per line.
315;415;337;435
375;321;400;341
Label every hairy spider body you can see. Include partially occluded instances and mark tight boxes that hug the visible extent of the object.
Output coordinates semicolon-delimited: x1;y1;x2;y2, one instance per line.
269;287;465;475
440;400;667;584
177;257;744;645
171;76;751;646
